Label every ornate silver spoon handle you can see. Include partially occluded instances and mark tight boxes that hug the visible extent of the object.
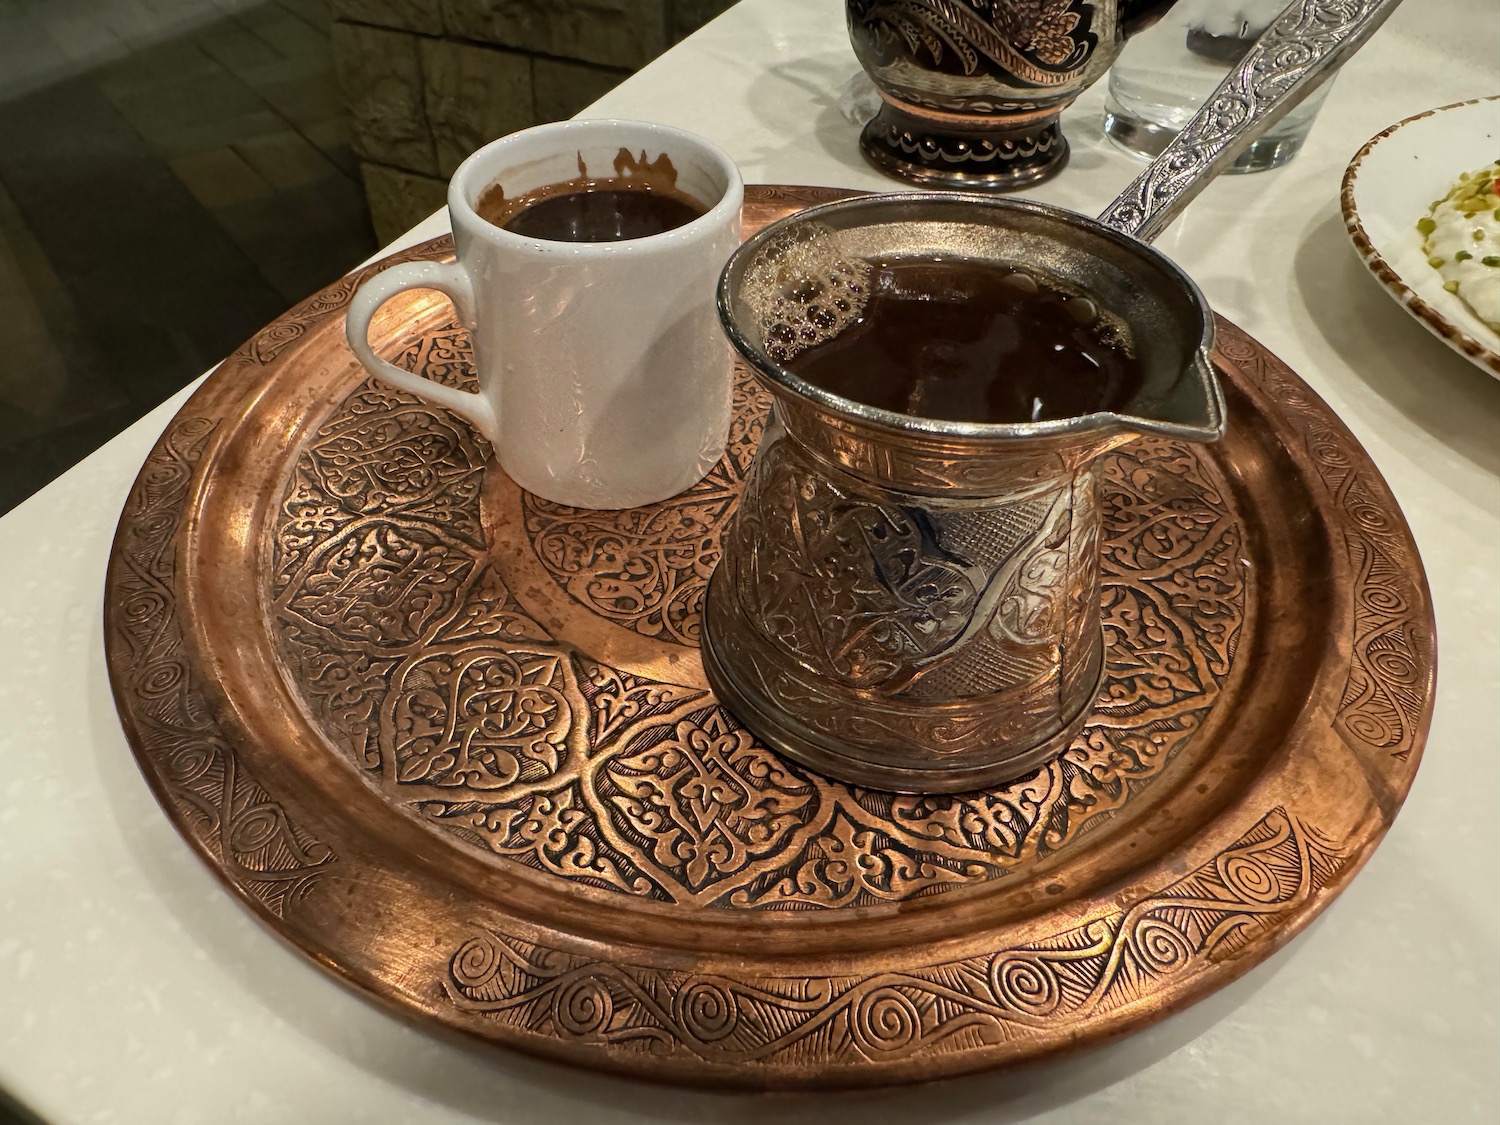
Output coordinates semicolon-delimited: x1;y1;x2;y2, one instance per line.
1098;0;1406;244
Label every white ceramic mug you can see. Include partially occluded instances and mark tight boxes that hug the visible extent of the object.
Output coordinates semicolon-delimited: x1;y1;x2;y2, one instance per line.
345;119;744;509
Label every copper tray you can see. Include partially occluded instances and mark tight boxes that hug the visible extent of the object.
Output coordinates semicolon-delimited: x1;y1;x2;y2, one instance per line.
105;185;1436;1090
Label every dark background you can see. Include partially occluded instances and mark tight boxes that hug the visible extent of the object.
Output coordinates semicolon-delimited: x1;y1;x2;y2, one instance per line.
0;0;373;513
0;0;738;515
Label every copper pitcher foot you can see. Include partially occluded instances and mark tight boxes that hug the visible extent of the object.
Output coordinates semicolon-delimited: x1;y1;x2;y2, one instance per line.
858;104;1070;190
702;574;1105;793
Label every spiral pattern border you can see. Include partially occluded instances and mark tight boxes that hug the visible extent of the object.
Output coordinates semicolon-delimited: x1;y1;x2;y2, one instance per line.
442;808;1346;1066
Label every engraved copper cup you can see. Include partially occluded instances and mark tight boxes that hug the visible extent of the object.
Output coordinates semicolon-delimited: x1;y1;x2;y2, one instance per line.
703;193;1225;792
847;0;1180;187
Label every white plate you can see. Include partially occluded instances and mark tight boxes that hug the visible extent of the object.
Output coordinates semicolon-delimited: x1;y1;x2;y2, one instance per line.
1341;96;1500;377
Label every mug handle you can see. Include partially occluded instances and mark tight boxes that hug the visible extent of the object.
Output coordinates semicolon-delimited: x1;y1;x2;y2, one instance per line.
344;260;498;441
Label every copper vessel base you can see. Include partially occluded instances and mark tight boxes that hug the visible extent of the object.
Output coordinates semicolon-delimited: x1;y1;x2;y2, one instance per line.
859;104;1070;189
104;185;1435;1090
701;582;1106;793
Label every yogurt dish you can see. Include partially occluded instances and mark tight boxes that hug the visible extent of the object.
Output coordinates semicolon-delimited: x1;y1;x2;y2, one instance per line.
1342;96;1500;378
1419;160;1500;333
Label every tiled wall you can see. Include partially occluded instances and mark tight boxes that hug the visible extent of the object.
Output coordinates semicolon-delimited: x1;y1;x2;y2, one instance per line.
330;0;737;241
0;0;377;513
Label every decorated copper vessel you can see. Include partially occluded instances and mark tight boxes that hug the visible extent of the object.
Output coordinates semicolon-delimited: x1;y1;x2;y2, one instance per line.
847;0;1179;187
704;193;1225;792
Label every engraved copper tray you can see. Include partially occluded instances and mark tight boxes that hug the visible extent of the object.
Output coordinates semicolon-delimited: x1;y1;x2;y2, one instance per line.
105;186;1436;1089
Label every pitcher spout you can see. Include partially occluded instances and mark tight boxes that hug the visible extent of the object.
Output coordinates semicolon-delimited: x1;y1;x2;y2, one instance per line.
1114;343;1226;444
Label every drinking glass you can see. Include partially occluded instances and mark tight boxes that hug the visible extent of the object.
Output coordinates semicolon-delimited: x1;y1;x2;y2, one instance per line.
1103;0;1335;172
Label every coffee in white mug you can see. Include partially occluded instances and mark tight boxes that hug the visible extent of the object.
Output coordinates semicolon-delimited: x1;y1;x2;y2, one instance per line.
345;119;744;509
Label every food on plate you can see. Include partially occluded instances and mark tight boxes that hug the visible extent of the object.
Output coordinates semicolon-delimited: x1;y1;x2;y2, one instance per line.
1419;160;1500;332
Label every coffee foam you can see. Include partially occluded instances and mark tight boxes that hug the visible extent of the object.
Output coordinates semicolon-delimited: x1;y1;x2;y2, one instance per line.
738;224;873;364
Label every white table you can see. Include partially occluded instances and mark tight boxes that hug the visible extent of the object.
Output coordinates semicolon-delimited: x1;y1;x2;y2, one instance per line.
2;2;1497;1120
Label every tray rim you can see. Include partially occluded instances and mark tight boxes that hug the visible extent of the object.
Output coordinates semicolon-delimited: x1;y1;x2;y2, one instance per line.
104;185;1436;1089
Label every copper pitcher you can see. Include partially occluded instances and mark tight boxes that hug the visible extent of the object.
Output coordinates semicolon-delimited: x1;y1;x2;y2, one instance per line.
847;0;1180;187
703;193;1224;792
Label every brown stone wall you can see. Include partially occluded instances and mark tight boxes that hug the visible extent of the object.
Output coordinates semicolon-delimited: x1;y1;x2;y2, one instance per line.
330;0;737;241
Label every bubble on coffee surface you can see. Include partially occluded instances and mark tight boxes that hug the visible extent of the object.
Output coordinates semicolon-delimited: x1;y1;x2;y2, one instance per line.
739;224;873;364
994;274;1135;359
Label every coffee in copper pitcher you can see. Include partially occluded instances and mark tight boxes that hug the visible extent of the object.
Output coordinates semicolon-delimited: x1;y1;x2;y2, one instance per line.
777;257;1144;424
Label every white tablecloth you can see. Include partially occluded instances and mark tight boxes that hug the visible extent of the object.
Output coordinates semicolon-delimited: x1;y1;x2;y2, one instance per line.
2;1;1497;1120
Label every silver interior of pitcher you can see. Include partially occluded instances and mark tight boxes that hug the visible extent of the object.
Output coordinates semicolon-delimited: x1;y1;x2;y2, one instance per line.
718;193;1225;448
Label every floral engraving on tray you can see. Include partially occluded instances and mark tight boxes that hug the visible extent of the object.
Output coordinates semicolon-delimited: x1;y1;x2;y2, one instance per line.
592;709;821;898
520;367;772;646
387;644;582;790
108;416;335;917
441;808;1344;1064
268;323;1246;910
